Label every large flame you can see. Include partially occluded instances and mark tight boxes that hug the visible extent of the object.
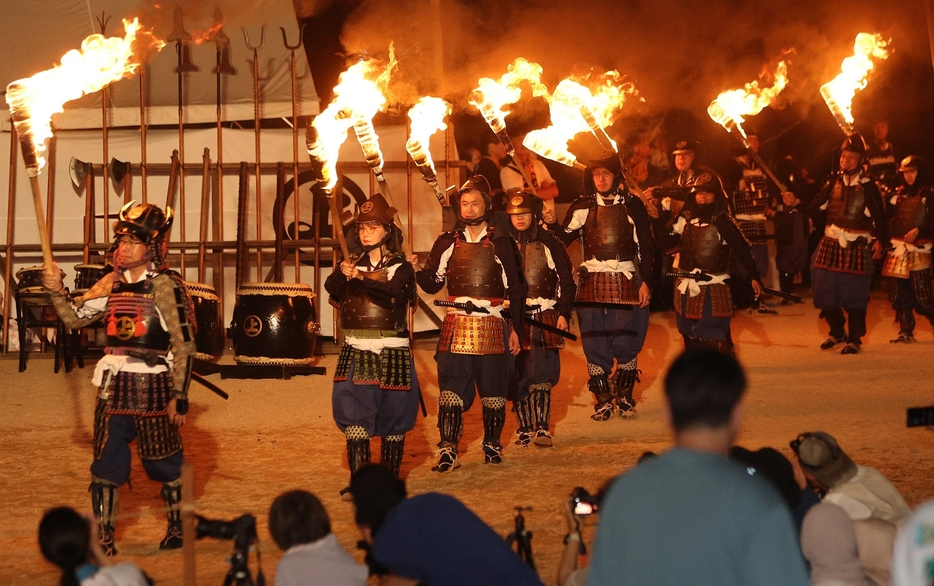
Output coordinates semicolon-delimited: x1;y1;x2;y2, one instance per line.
5;18;164;172
469;58;548;135
405;96;451;172
707;61;789;138
524;72;637;168
308;50;396;190
819;33;890;134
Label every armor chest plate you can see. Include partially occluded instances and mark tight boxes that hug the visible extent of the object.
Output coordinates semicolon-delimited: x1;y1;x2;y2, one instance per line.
446;239;505;299
106;279;170;351
827;180;870;230
522;241;558;299
340;269;397;330
680;222;730;273
891;196;927;238
582;204;636;261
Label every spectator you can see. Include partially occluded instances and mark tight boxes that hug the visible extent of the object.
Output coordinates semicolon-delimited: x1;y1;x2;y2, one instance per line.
891;499;934;586
800;502;871;586
268;490;367;586
792;431;910;586
38;506;151;586
588;349;809;586
349;464;545;586
791;432;910;525
474;136;507;193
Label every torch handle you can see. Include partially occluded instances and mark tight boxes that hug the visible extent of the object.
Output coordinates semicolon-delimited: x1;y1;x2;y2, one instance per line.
738;136;788;193
371;167;412;258
326;189;351;262
507;154;538;196
28;173;54;268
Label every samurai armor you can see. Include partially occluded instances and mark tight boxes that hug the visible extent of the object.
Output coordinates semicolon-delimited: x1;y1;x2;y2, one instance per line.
582;204;637;261
333;346;413;391
826;181;871;231
675;282;734;319
437;314;506;355
446;238;506;300
575;271;640;305
813;237;869;275
680;223;731;273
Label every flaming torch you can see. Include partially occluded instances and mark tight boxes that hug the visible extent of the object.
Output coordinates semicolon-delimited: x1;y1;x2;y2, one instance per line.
307;53;396;260
707;60;790;191
405;96;452;206
5;18;163;267
469;58;549;193
819;33;890;136
525;73;641;197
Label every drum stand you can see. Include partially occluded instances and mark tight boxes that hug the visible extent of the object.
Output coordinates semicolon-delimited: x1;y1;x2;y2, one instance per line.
193;358;326;380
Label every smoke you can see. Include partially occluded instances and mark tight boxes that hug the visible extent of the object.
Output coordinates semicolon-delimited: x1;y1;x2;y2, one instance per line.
334;0;922;117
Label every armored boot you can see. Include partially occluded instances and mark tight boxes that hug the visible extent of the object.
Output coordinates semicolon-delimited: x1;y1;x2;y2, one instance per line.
587;364;614;421
842;308;866;354
380;434;405;479
512;393;535;446
340;426;371;500
90;478;119;556
819;309;847;350
159;479;183;550
481;397;506;464
433;391;463;473
611;359;639;419
891;309;916;343
530;383;553;447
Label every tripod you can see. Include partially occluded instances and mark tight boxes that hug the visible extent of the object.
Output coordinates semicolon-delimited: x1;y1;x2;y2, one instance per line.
505;506;536;573
222;547;257;586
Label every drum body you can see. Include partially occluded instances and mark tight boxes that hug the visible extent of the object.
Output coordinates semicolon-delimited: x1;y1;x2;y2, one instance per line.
73;264;106;296
185;281;224;360
15;266;63;294
231;282;319;365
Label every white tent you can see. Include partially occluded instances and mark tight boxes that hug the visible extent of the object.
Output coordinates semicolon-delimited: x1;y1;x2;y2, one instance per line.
0;0;319;129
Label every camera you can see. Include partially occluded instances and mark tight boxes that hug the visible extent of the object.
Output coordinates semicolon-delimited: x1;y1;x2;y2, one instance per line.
570;487;600;516
196;513;258;552
907;406;934;427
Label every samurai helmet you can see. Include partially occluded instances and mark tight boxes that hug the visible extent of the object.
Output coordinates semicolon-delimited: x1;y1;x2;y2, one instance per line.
504;188;542;219
899;155;925;172
113;201;173;244
840;133;868;158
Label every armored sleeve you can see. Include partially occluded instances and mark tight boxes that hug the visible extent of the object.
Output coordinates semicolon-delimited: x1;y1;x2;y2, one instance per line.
919;189;934;240
324;265;350;302
46;272;116;328
551;195;592;247
627;195;656;287
493;234;528;340
416;232;457;295
542;231;576;319
862;181;889;245
153;274;197;401
715;215;760;282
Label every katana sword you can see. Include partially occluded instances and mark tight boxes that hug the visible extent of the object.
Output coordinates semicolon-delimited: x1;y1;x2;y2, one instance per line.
665;272;802;303
433;299;490;314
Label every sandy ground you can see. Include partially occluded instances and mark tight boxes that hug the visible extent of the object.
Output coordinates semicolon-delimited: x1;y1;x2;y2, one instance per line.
2;290;933;586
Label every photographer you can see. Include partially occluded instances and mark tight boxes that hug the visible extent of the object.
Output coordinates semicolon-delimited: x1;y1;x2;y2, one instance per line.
558;490;595;586
268;490;366;586
38;506;151;586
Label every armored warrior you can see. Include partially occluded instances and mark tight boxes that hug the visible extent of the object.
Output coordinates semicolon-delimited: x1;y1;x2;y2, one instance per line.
728;130;777;314
548;154;655;420
325;193;421;495
645;139;718;311
414;176;527;472
504;190;576;446
882;156;934;342
42;202;196;555
810;133;888;354
661;174;763;354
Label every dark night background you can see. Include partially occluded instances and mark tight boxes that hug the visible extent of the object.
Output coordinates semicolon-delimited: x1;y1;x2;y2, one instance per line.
296;0;934;189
